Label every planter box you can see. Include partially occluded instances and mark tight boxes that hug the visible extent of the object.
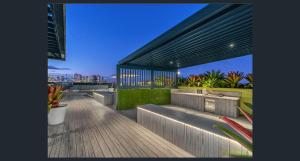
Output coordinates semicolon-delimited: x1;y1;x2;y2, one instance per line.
48;105;68;125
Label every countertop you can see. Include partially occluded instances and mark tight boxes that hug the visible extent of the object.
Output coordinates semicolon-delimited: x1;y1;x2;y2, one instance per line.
172;92;240;101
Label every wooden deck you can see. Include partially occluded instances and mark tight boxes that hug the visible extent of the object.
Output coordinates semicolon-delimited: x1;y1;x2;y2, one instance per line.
48;92;193;158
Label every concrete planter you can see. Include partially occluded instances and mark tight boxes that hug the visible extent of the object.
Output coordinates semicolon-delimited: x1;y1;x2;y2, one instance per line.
48;104;68;125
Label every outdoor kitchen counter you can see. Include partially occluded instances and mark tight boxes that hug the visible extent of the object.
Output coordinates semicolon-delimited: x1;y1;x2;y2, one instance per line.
171;92;240;117
172;92;240;101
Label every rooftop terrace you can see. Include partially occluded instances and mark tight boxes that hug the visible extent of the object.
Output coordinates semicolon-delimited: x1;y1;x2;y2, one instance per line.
48;92;193;158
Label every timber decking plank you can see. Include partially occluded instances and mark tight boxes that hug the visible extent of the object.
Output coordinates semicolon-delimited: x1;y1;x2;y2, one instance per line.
74;99;86;157
67;105;77;158
48;93;193;158
80;106;96;157
48;124;59;157
87;105;131;157
58;108;70;158
119;110;192;157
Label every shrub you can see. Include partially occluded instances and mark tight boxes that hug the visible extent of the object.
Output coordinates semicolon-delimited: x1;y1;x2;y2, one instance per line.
202;70;225;88
177;76;187;86
202;78;219;88
48;86;64;112
224;71;244;88
204;70;225;80
187;75;202;87
245;73;253;88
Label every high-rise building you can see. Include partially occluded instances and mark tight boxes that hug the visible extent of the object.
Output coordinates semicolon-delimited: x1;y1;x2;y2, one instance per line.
74;73;82;82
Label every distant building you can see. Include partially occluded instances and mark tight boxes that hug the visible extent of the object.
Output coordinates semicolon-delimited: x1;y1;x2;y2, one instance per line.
48;72;107;83
74;73;82;82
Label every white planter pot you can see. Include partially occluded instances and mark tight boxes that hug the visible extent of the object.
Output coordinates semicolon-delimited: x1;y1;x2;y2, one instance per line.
48;105;68;125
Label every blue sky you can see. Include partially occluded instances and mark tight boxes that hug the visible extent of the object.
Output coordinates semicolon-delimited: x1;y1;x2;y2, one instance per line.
48;4;252;77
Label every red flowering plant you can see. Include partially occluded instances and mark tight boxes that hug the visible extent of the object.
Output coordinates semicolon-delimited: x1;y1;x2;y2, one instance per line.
48;86;64;112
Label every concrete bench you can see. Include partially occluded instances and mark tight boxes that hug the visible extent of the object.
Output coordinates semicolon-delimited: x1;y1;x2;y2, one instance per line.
137;104;251;157
92;92;114;105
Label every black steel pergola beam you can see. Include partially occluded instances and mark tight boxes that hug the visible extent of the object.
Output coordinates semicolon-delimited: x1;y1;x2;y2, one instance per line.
118;4;252;70
119;4;241;65
134;28;252;68
47;3;66;60
131;7;252;66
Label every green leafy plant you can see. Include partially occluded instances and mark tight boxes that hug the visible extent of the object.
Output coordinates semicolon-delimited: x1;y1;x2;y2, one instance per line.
187;75;202;87
204;70;225;80
48;104;52;112
214;102;253;157
48;86;64;112
177;76;187;86
202;70;225;88
224;71;244;88
202;78;218;88
154;76;175;87
245;73;253;88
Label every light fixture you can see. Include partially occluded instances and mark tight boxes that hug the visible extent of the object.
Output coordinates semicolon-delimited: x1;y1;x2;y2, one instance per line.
229;43;235;48
169;61;173;64
177;70;181;75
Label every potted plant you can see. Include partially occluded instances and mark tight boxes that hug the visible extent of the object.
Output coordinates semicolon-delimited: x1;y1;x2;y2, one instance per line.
48;86;68;125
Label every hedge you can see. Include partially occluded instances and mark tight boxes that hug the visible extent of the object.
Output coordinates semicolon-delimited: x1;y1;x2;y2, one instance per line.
116;88;171;110
178;86;253;109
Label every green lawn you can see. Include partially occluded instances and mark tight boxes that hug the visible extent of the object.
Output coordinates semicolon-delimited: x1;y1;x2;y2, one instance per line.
116;88;171;110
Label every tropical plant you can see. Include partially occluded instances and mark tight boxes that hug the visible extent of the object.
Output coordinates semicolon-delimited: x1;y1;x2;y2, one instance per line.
186;75;199;87
202;70;225;88
245;73;253;88
154;76;174;87
204;70;225;80
48;104;52;112
187;75;205;87
177;76;187;86
48;86;64;112
214;102;253;157
224;71;244;88
154;77;163;86
202;78;218;88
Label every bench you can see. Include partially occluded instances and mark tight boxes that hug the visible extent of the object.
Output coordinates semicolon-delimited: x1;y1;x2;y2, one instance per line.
92;92;114;105
137;104;251;157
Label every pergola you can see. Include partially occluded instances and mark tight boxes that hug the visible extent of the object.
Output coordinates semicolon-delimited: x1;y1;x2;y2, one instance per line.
117;4;252;89
48;3;66;60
